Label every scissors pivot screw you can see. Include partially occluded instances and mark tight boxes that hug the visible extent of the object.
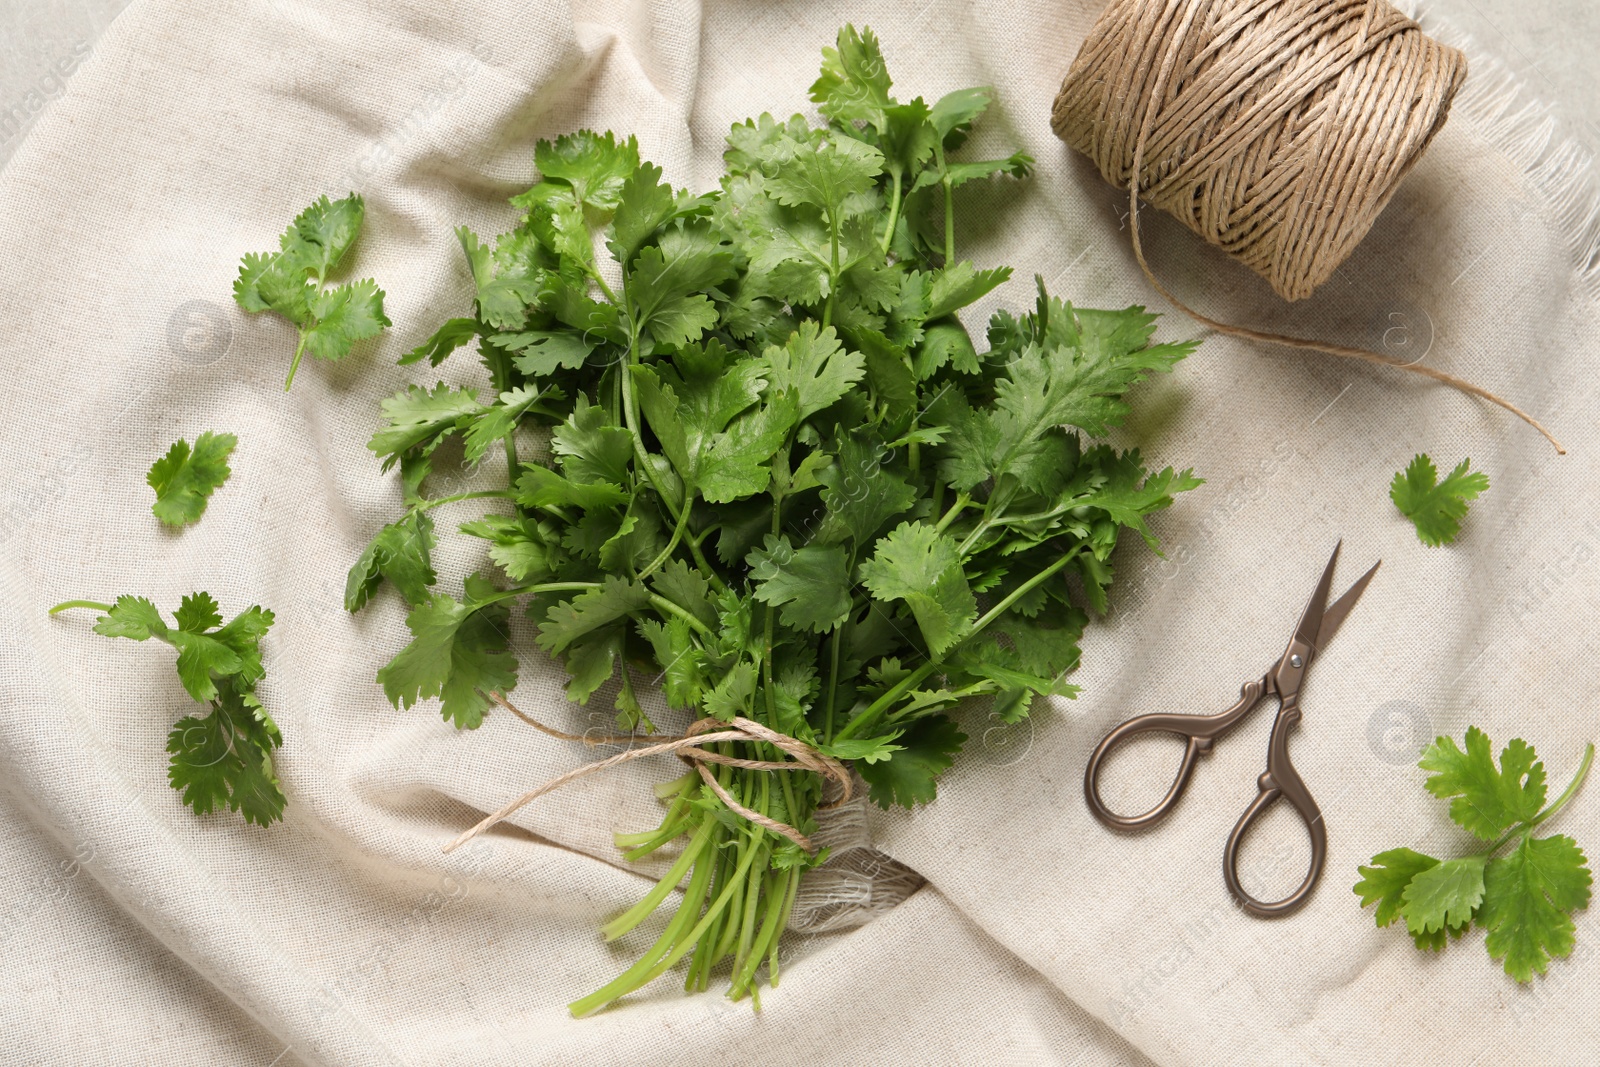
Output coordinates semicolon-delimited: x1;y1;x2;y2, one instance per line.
1290;654;1303;668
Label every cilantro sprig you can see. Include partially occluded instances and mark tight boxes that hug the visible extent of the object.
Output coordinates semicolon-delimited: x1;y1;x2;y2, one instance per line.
1390;453;1488;546
50;593;285;826
351;26;1198;1014
1355;727;1594;982
234;193;391;389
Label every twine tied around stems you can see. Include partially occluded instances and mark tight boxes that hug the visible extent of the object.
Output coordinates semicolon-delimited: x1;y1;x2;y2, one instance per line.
442;691;853;856
1052;0;1565;453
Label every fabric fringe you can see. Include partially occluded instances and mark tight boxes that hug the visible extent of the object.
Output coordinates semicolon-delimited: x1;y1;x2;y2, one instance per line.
1411;2;1600;303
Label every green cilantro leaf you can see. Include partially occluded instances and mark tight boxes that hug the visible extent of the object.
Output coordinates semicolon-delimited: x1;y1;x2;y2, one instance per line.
745;534;853;633
859;521;976;655
1482;833;1593;981
809;25;895;132
757;321;865;420
1356;848;1442;929
1355;729;1594;982
377;588;518;729
1420;727;1547;841
367;383;481;469
1390;454;1489;547
856;713;966;808
345;511;437;611
399;317;479;368
55;594;284;825
528;129;640;213
1400;855;1487;935
233;193;389;389
147;431;236;527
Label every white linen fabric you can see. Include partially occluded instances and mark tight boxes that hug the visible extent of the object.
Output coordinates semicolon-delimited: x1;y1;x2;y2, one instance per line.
2;1;1597;1063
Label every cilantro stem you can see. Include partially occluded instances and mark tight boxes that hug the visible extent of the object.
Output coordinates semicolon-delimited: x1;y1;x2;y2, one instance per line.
502;432;520;481
835;547;1082;741
933;141;955;264
1479;743;1594;857
648;593;716;639
933;492;971;535
822;626;843;743
637;505;692;582
1532;742;1594;828
411;489;515;514
284;331;309;391
880;169;903;255
49;600;113;615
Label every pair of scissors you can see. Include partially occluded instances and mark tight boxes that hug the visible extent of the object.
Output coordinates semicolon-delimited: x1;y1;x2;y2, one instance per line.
1083;542;1380;917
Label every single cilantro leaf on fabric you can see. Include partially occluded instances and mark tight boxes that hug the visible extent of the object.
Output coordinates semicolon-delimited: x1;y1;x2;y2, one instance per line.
367;383;481;469
1355;848;1445;930
377;591;518;729
399;317;478;367
233;193;388;388
345;511;437;611
745;534;853;633
1420;727;1547;841
1390;454;1489;547
757;321;865;419
858;521;976;655
1482;833;1593;982
856;713;966;808
166;687;285;826
92;595;166;640
1400;854;1487;935
147;431;237;527
286;192;365;278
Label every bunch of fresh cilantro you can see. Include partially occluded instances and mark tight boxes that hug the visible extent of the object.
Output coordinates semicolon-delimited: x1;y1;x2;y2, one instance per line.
350;26;1199;1014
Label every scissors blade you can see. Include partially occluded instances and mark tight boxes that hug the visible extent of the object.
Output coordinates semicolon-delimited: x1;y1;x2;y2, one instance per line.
1315;559;1381;653
1290;541;1342;651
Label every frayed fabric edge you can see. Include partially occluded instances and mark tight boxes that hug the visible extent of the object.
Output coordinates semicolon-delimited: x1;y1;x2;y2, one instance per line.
1409;0;1600;304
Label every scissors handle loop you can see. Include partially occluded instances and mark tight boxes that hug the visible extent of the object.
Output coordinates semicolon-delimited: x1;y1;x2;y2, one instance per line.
1221;694;1327;916
1083;678;1267;830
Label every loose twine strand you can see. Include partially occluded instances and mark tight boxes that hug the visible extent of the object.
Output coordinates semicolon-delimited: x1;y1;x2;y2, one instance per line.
443;691;852;855
1052;0;1565;454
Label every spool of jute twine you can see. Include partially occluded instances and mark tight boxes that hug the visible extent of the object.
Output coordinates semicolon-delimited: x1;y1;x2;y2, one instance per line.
1052;0;1565;453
